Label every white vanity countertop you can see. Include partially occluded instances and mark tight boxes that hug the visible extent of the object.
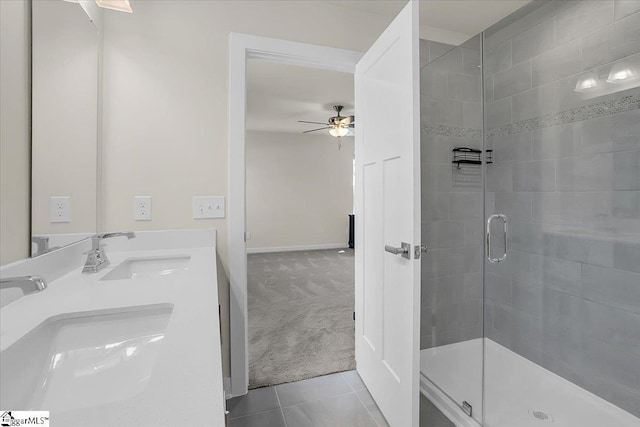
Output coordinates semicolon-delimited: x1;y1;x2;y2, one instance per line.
0;242;225;426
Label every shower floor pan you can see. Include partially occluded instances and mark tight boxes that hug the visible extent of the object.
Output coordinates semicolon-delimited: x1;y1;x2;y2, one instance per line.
420;338;640;427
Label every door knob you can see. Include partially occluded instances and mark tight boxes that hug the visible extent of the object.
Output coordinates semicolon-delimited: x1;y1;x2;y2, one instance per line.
385;242;411;259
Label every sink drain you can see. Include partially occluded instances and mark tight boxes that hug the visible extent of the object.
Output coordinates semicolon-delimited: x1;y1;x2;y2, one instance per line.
528;409;554;423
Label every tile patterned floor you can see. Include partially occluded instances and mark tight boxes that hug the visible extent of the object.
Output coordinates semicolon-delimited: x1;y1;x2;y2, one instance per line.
227;371;389;427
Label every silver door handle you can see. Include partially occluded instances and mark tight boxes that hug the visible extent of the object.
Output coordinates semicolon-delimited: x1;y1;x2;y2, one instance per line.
487;214;508;263
385;242;411;259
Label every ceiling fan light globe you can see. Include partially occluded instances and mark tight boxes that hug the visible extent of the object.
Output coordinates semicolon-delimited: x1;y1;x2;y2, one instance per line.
329;126;349;137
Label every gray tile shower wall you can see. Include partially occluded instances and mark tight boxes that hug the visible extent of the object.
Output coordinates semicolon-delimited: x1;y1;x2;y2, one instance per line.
483;0;640;417
420;36;484;350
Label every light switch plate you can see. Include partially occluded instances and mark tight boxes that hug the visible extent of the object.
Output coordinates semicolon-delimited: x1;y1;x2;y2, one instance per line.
134;196;152;221
193;196;225;219
50;196;70;223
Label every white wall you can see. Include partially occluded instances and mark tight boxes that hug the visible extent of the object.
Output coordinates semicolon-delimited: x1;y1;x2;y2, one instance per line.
31;0;99;236
246;131;354;250
100;0;394;270
0;0;31;266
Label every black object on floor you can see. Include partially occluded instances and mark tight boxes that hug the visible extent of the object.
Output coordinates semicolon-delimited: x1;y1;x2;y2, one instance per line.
348;214;355;249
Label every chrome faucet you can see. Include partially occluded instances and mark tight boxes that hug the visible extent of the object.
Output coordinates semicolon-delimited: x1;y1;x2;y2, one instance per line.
32;236;50;256
82;232;136;273
0;275;47;294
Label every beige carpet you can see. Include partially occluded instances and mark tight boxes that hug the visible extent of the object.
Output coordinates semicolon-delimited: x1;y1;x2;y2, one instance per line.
247;249;355;388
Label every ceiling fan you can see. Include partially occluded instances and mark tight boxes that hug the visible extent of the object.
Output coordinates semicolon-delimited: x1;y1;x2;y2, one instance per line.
298;105;355;138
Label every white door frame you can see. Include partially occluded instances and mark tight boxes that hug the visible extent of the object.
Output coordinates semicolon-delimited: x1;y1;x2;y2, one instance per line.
228;33;362;397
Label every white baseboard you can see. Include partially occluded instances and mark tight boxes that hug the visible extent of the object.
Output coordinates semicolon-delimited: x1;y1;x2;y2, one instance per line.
246;243;349;254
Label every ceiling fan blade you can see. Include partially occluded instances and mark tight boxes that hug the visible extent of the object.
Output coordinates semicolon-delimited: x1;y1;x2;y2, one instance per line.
302;127;331;134
298;120;328;125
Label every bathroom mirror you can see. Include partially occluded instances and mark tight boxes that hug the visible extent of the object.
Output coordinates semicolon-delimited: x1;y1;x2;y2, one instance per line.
30;0;101;257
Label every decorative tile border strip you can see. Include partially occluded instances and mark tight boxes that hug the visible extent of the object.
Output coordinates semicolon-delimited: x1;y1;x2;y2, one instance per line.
422;124;482;140
487;93;640;138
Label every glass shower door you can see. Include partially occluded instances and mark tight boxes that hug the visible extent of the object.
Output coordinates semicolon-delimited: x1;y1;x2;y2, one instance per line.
419;34;485;426
482;1;640;426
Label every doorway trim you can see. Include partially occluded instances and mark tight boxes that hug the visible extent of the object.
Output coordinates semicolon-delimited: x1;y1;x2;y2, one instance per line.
228;33;362;397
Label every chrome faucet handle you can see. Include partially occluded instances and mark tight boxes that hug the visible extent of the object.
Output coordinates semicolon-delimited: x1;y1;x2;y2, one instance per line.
83;247;110;273
83;232;136;273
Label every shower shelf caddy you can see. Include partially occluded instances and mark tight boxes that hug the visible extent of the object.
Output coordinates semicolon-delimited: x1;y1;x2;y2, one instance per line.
452;147;493;169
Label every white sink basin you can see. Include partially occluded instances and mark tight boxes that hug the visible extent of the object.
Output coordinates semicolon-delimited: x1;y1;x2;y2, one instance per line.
0;304;173;412
100;256;190;281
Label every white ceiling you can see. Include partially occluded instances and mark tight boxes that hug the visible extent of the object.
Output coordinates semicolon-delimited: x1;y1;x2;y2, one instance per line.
246;0;530;135
246;60;354;135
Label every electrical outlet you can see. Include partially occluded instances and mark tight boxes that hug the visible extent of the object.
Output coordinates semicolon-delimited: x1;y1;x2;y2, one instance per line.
193;196;225;219
134;196;152;221
49;196;70;223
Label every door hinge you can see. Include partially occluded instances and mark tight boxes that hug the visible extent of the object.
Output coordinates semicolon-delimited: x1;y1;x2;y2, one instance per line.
462;401;472;417
353;311;356;321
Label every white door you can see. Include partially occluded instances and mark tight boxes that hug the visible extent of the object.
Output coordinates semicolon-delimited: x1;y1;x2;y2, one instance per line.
354;1;421;426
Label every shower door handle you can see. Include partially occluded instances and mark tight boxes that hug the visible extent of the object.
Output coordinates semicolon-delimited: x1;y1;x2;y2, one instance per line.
385;242;411;259
487;214;508;263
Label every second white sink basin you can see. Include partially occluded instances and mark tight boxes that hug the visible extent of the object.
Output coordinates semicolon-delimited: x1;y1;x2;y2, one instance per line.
0;304;174;412
100;256;190;281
